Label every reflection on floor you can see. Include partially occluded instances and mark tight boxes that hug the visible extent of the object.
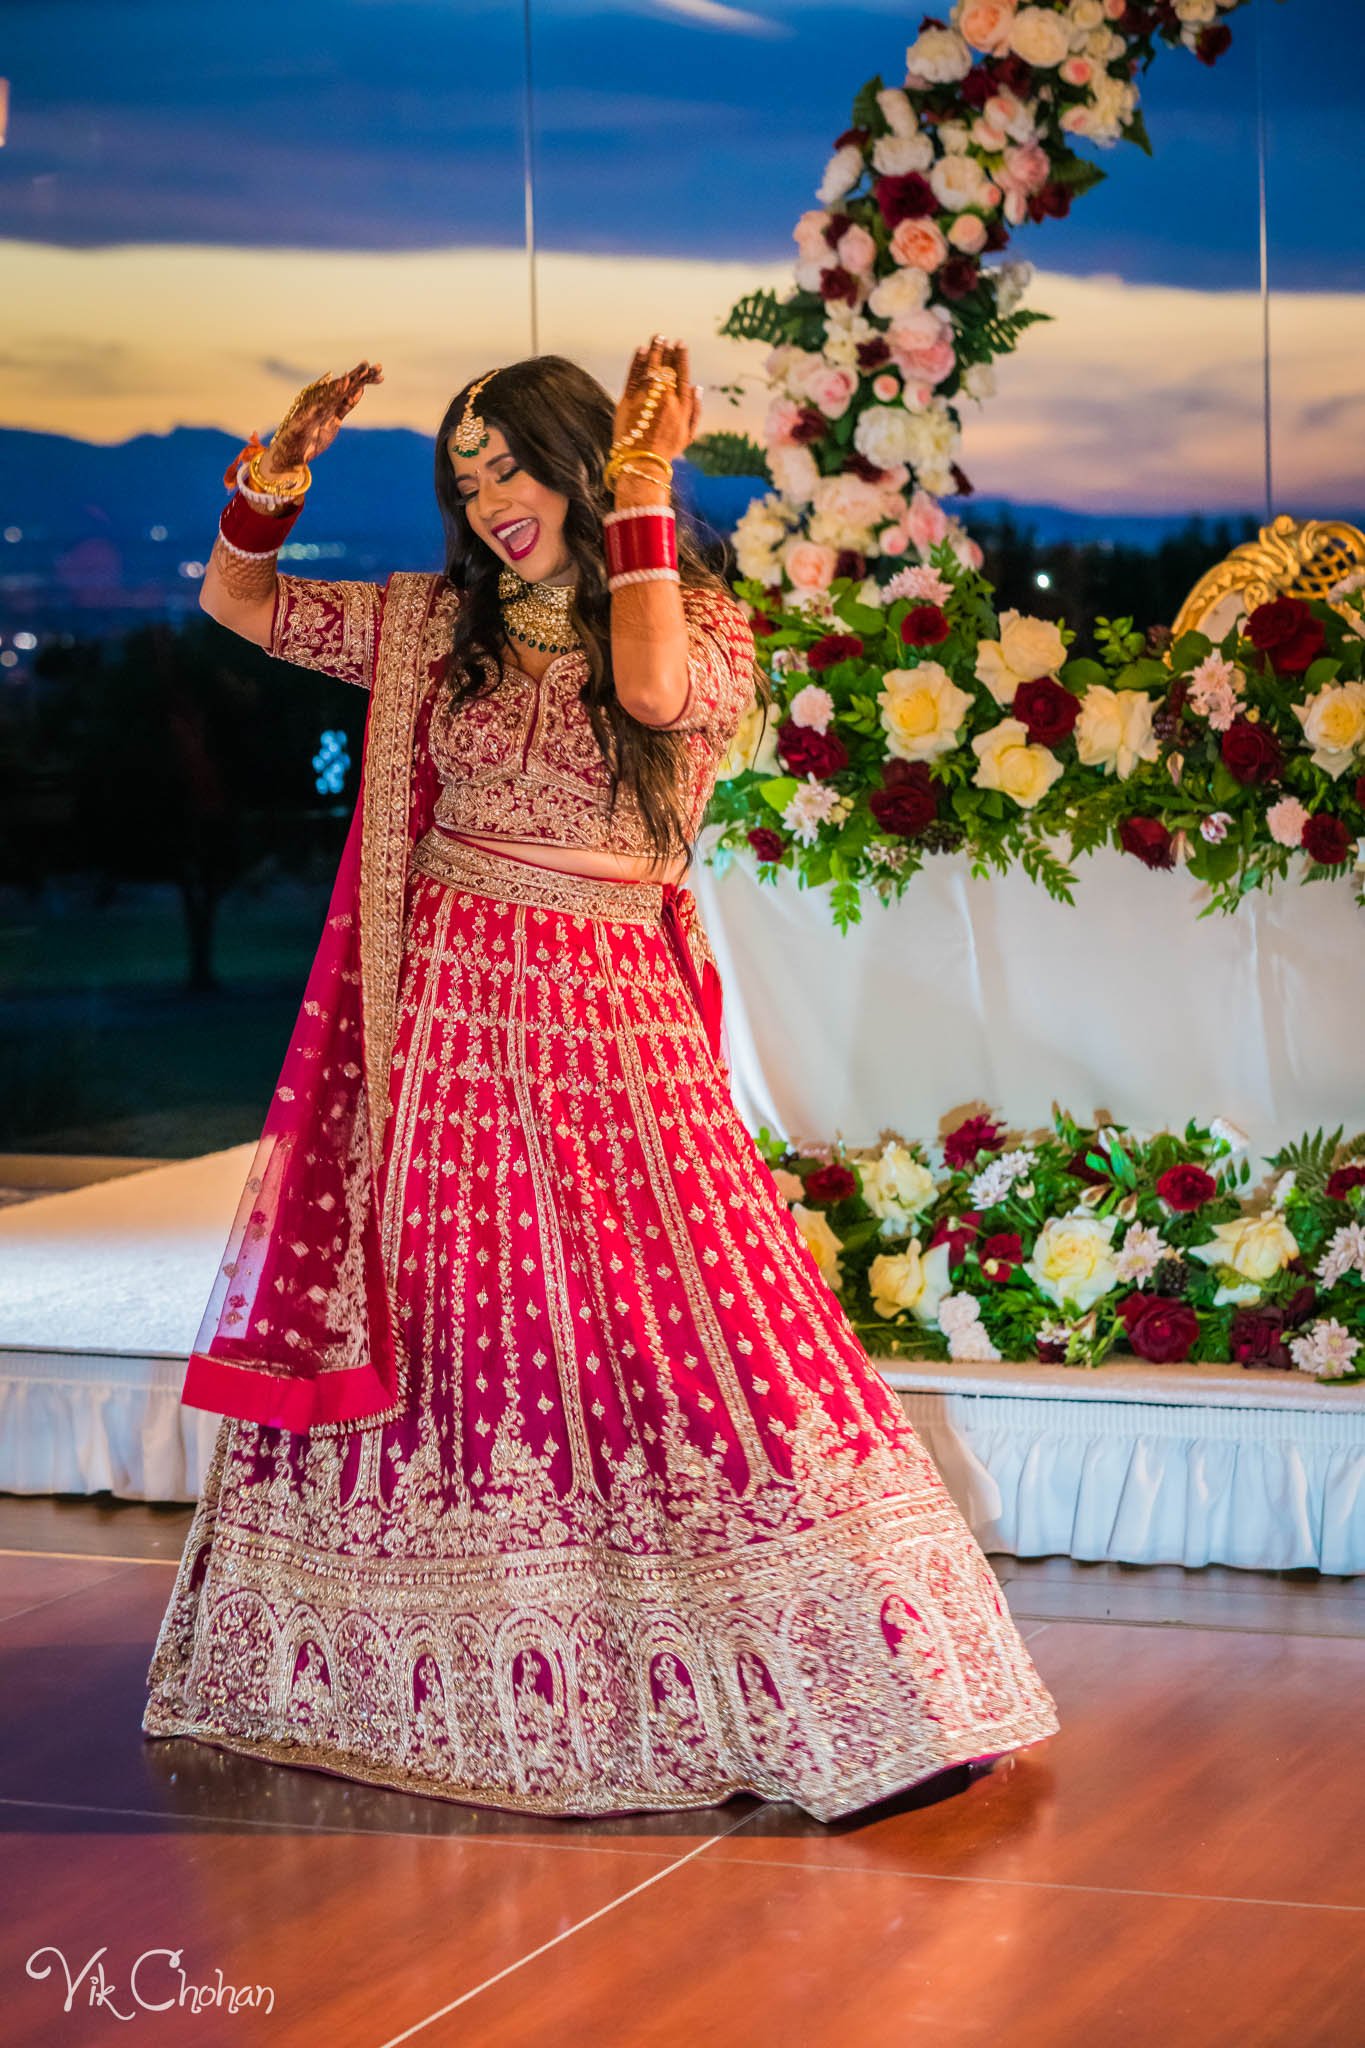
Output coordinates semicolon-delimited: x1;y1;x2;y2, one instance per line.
3;1494;1362;2048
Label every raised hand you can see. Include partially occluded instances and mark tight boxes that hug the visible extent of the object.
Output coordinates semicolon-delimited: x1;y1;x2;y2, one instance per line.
612;336;702;467
263;360;385;475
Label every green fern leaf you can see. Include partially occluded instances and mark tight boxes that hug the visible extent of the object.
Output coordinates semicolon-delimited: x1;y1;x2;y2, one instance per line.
685;431;771;484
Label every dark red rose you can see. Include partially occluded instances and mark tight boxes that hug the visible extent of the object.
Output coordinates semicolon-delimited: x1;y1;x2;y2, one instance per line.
805;1161;857;1204
818;265;860;306
1220;716;1283;785
899;604;950;647
1229;1286;1314;1371
789;405;828;446
979;1231;1024;1283
823;211;852;246
1028;182;1072;223
1036;1334;1069;1364
1355;771;1365;809
1245;596;1326;675
1119;816;1175;869
1196;22;1232;63
845;451;887;483
807;633;864;671
983;215;1011;253
1014;676;1079;747
874;172;937;227
1065;1146;1110;1187
868;758;938;837
1326;1163;1365;1202
835;549;867;581
1302;814;1351;866
928;1209;983;1269
747;827;785;863
1118;1293;1200;1364
749;612;777;637
989;54;1034;97
938;256;980;301
943;1115;1007;1171
960;67;993;110
950;463;974;497
833;127;869;151
777;722;848;778
1156;1163;1218;1212
856;335;892;371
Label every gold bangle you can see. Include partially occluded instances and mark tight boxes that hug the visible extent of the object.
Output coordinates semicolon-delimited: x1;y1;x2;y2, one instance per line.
614;460;675;491
246;444;311;500
605;445;673;488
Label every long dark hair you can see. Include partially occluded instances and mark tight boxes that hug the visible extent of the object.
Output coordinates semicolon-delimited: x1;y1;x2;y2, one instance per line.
433;354;746;870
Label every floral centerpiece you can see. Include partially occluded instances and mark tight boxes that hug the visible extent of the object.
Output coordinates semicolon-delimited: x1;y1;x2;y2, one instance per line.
762;1108;1365;1381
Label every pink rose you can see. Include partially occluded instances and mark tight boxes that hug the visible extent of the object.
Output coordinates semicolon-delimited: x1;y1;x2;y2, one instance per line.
784;539;839;592
793;208;832;261
952;531;985;572
872;371;901;401
888;309;956;386
764;396;806;447
971;115;1009;150
801;364;858;420
889;217;948;271
1003;142;1050;196
948;213;988;254
906;489;950;555
879;524;911;557
836;223;878;276
1061;57;1094;86
958;0;1017;53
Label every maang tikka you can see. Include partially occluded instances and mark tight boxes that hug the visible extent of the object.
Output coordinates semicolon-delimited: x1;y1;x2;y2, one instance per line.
452;370;498;458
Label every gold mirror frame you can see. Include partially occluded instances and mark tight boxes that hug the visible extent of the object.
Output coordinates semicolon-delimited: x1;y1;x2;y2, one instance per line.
1172;514;1365;640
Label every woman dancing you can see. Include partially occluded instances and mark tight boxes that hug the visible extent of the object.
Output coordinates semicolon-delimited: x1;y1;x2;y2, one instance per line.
143;340;1057;1820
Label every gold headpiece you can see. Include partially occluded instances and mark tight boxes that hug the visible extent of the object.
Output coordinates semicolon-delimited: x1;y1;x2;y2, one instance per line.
452;370;498;458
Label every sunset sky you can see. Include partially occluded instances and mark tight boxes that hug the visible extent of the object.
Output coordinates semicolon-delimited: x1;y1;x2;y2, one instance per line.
2;0;1361;517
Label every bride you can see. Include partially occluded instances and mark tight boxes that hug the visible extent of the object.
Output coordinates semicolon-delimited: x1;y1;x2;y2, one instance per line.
143;338;1057;1820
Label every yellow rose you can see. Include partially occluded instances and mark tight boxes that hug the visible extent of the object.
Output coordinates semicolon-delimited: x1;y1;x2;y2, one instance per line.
974;610;1067;705
859;1142;937;1232
869;1239;952;1322
1291;681;1365;779
1189;1215;1298;1304
1008;5;1072;66
878;662;975;763
970;718;1064;809
791;1203;844;1290
718;699;781;781
1074;685;1160;780
1023;1212;1120;1311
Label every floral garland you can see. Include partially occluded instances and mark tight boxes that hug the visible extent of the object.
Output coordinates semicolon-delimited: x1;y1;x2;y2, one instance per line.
686;0;1362;928
705;574;1365;928
761;1108;1365;1381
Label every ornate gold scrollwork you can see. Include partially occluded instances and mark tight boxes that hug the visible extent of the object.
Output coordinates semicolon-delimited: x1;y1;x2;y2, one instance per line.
1172;514;1365;639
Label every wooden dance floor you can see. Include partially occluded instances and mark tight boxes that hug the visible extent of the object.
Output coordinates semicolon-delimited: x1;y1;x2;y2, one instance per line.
4;1494;1363;2046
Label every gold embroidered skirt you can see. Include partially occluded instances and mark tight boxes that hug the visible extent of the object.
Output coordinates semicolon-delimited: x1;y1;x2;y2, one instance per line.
144;838;1058;1820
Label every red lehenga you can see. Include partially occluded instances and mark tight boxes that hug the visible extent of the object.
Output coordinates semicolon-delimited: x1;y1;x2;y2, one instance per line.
143;569;1058;1821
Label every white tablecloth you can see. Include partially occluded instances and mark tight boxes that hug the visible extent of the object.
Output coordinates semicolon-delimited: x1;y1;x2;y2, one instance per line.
694;840;1365;1164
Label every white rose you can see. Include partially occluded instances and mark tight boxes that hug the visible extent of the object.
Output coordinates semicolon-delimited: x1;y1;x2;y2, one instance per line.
879;663;975;763
877;86;918;137
962;361;996;400
768;444;820;507
993;260;1034;317
971;718;1065;809
868;266;932;321
869;1239;953;1322
816;143;865;206
872;132;935;176
853;403;920;468
792;1203;845;1290
733;495;791;583
1190;1215;1299;1305
1023;1212;1121;1311
1291;680;1365;778
930;152;993;212
718;699;781;781
906;25;973;81
1009;5;1072;65
1074;686;1160;780
859;1142;938;1233
974;609;1067;705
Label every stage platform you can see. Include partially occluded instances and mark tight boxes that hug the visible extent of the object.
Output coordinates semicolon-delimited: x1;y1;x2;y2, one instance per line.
1;1151;1361;1572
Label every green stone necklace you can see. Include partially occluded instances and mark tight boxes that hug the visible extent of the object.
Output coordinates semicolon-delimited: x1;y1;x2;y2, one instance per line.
498;566;581;656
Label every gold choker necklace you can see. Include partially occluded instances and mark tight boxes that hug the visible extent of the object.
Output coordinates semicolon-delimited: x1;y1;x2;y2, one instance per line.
498;566;581;656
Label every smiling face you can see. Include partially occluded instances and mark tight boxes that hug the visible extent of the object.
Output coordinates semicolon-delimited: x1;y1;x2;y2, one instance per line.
446;425;574;585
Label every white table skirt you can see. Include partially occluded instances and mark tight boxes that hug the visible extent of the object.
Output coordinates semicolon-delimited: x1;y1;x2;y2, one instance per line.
693;839;1365;1163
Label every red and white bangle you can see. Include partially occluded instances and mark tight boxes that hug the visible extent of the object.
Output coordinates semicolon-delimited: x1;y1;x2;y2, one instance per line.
604;503;679;594
218;487;302;558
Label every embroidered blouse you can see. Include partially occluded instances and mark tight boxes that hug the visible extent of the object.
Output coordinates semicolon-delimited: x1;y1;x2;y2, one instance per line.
268;570;757;858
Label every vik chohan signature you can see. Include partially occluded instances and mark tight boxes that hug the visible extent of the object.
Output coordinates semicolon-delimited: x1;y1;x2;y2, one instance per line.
26;1945;275;2020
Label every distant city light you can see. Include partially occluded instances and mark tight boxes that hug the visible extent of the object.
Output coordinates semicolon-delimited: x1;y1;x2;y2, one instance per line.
313;729;351;798
1034;571;1052;590
0;651;17;668
13;630;37;649
178;560;206;579
280;540;348;561
149;524;168;541
3;526;21;542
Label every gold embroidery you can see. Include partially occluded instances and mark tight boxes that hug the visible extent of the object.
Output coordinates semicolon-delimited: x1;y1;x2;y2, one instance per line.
270;574;384;690
411;829;664;923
